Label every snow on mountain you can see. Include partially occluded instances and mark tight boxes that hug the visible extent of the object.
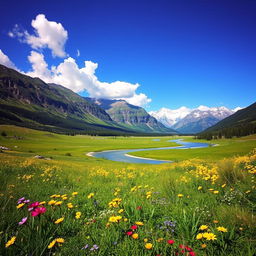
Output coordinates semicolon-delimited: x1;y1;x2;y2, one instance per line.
150;106;242;133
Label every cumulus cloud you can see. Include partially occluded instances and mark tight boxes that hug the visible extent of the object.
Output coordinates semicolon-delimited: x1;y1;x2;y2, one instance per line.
9;14;68;57
26;52;151;107
0;49;18;70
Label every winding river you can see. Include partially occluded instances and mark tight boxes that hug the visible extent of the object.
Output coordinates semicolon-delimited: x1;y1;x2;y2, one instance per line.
87;139;210;164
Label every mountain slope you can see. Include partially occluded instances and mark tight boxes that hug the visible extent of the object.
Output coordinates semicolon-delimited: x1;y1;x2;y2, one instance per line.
199;102;256;138
86;98;177;134
0;64;134;134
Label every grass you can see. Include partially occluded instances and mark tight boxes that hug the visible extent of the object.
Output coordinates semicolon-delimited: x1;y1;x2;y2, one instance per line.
0;125;255;255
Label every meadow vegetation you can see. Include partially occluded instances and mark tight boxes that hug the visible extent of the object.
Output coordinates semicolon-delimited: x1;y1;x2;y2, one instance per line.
0;125;255;255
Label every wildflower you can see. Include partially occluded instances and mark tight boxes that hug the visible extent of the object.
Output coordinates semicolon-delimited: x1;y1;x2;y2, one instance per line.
17;197;25;204
54;217;64;224
136;206;142;210
48;200;56;206
217;226;228;232
67;203;73;209
18;217;28;225
199;225;208;231
144;238;148;242
72;192;78;196
17;203;25;209
75;212;81;219
221;184;226;188
118;209;124;214
55;201;63;206
145;243;153;249
201;243;207;248
126;231;133;236
28;202;40;211
167;240;175;244
157;238;164;242
196;233;203;240
55;238;64;243
213;220;219;224
5;236;16;248
39;201;46;205
131;225;137;230
198;186;202;190
81;244;89;250
132;233;139;239
202;232;217;241
135;221;144;226
90;244;99;251
108;215;122;223
177;194;183;198
31;207;46;217
213;190;219;194
87;193;94;199
189;252;196;256
124;218;128;222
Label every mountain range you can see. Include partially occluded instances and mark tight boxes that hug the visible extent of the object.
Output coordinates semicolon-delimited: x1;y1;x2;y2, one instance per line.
0;64;175;135
150;106;241;134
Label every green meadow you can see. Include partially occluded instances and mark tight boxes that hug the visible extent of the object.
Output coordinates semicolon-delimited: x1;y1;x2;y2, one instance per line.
0;125;255;256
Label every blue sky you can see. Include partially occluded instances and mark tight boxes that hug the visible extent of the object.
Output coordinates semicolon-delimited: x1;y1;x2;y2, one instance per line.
0;0;255;111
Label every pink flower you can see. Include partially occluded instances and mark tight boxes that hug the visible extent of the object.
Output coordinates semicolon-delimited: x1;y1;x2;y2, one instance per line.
28;202;40;211
31;207;46;217
18;217;28;225
167;240;175;244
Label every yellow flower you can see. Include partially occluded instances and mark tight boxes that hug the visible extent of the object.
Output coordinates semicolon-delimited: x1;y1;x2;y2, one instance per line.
132;233;139;239
201;243;207;248
55;238;65;243
48;240;56;249
87;193;94;199
75;212;81;219
67;203;73;209
72;192;78;196
213;220;219;224
145;243;153;249
48;200;56;205
118;209;124;214
39;201;46;205
54;217;64;224
202;232;217;241
135;221;144;226
55;201;63;206
177;194;183;198
17;203;25;209
144;238;148;242
108;215;122;223
196;233;203;240
5;236;16;248
198;186;202;190
217;226;228;232
221;184;226;188
213;190;219;194
124;218;128;222
199;225;208;231
157;238;164;242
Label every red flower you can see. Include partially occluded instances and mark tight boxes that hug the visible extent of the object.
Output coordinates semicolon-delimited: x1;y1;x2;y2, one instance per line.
31;207;46;217
185;246;192;252
179;244;185;249
131;225;137;230
167;240;175;245
136;206;142;210
189;252;196;256
126;231;133;236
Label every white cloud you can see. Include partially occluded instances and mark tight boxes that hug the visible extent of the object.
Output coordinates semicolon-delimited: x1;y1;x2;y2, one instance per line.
9;14;68;57
0;49;18;70
76;49;80;57
26;52;151;107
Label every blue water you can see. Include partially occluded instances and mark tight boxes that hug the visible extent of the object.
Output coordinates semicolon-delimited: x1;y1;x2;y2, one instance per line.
89;139;209;164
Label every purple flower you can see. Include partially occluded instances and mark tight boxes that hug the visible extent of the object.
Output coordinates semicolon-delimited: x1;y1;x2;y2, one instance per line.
18;217;28;225
90;244;99;251
81;244;89;250
17;197;25;204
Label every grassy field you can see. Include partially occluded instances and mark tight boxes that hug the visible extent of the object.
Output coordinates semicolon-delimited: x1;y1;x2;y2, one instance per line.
0;125;255;256
129;135;256;162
